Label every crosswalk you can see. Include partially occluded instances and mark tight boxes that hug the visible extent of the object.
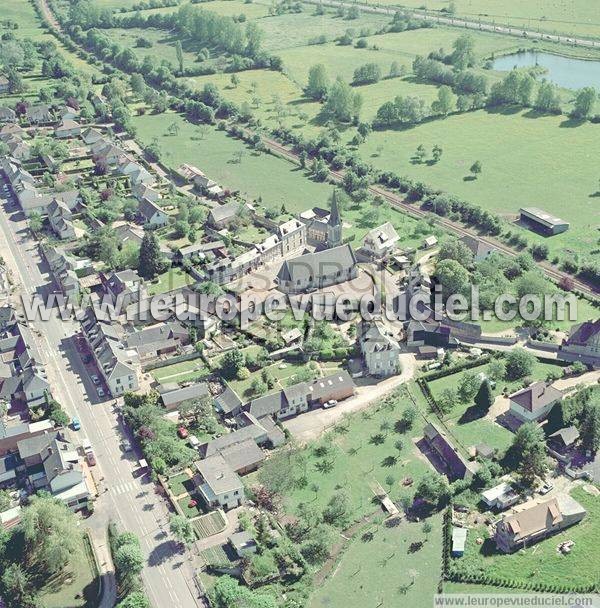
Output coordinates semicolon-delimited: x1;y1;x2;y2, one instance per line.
111;480;138;496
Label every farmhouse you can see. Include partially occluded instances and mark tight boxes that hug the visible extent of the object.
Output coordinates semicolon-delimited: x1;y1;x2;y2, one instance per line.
361;222;400;259
357;320;401;377
306;370;355;405
246;383;309;420
508;381;563;423
25;104;52;124
125;321;190;363
520;207;569;236
207;201;241;229
137;198;169;227
559;319;600;368
54;119;82;139
460;235;496;262
275;244;357;294
495;494;586;553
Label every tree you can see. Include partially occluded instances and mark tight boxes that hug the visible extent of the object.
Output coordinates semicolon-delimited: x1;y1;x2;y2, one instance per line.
469;160;482;179
168;121;180;136
431;85;456;116
474;379;494;410
414;144;426;163
580;403;600;453
438;239;472;265
511;422;547;486
21;494;82;574
322;490;351;528
117;592;151;608
432;144;443;163
305;63;329;101
137;231;164;280
114;543;144;577
230;73;240;88
458;372;480;402
437;388;458;415
389;60;404;78
1;564;32;608
572;87;597;119
534;82;561;113
130;73;146;98
435;259;470;297
451;34;475;70
487;358;506;382
169;514;195;548
353;62;382;85
415;472;449;506
220;349;246;380
175;40;184;74
323;77;362;122
422;521;433;539
505;348;535;380
28;211;43;235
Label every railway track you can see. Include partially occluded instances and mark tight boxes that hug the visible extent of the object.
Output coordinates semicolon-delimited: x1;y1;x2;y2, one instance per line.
262;135;598;298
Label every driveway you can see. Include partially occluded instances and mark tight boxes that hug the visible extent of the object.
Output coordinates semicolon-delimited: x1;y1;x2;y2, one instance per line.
283;354;417;443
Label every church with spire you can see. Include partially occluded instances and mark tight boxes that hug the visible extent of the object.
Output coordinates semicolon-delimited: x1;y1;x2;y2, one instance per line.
299;189;344;250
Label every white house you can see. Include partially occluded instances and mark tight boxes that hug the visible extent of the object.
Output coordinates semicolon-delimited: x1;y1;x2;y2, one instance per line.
509;381;563;423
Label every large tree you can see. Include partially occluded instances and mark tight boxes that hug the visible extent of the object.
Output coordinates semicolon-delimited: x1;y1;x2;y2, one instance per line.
21;494;82;574
580;402;600;453
511;422;548;486
137;230;164;280
504;348;535;381
435;258;470;297
305;63;329;101
169;515;195;548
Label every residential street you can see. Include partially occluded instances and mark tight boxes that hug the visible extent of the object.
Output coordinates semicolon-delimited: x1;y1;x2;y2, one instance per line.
0;198;203;607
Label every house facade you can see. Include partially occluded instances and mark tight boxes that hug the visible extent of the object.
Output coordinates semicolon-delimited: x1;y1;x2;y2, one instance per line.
508;382;563;423
357;320;401;377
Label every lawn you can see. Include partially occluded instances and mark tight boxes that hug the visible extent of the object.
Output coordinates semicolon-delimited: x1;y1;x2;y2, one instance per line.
167;471;195;497
177;494;207;518
151;358;209;384
450;487;600;589
147;267;195;295
132;111;333;213
39;534;100;608
309;512;443;608
360;108;600;260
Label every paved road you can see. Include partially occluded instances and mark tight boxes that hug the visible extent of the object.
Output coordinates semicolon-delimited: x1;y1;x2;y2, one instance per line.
0;195;202;607
303;0;600;49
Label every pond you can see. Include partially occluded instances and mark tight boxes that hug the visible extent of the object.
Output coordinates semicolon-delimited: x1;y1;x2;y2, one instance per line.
491;51;600;90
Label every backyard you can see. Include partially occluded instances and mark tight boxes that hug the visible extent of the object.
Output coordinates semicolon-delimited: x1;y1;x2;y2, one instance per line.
450;487;600;590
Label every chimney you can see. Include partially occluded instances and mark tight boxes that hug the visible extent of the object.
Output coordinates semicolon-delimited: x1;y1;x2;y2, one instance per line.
47;446;53;456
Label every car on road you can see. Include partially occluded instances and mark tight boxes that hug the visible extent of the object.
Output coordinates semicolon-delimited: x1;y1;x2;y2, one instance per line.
91;375;100;385
121;439;133;452
86;451;97;466
71;417;81;431
323;400;338;409
97;387;105;398
82;354;92;364
177;426;189;439
82;438;93;454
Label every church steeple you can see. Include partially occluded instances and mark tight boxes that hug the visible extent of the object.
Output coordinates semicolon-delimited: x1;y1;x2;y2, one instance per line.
326;189;343;248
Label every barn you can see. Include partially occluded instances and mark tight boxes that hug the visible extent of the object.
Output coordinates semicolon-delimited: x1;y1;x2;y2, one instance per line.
519;207;570;236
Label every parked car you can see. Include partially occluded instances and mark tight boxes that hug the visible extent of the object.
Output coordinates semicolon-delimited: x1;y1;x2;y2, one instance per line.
189;434;200;449
323;400;338;409
86;451;97;466
97;387;105;398
539;482;554;495
82;438;93;454
121;439;133;452
177;426;189;439
91;375;100;385
82;354;92;364
71;417;81;431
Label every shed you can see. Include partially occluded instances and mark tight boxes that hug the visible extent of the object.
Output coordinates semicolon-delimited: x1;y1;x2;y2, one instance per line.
451;527;467;557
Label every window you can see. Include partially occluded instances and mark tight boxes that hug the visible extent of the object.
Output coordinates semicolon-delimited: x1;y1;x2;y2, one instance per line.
224;494;229;500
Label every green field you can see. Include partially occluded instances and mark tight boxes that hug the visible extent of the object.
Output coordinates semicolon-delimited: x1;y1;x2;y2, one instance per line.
133;111;334;213
379;0;600;40
450;487;600;589
147;267;195;295
360;108;600;259
310;512;443;608
151;357;209;383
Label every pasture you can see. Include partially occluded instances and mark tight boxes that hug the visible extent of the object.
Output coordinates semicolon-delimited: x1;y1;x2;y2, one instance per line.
132;111;334;213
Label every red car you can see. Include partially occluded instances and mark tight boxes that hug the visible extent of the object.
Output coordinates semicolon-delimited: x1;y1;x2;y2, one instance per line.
177;426;189;439
86;451;97;466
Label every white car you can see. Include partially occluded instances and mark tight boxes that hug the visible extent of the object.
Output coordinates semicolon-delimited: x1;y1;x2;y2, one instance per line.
91;375;100;385
323;399;338;409
97;387;105;398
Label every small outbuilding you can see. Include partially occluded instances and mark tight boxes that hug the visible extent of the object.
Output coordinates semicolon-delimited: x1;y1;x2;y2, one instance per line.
451;527;467;557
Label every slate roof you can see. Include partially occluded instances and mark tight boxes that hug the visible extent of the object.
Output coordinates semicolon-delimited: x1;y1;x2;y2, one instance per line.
214;384;243;415
460;235;496;259
509;382;563;413
566;319;600;347
277;244;356;284
138;198;166;222
160;381;209;409
208;201;240;224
